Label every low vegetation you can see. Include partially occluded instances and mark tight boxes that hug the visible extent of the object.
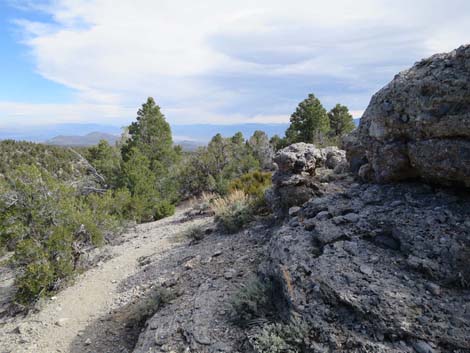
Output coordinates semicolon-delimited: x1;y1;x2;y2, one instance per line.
183;224;206;242
249;319;311;353
229;277;274;327
228;171;272;199
229;277;311;352
212;190;254;234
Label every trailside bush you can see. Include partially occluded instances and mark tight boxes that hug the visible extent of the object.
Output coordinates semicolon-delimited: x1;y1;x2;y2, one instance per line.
154;200;175;220
46;227;74;279
15;259;54;305
212;190;253;234
0;164;125;304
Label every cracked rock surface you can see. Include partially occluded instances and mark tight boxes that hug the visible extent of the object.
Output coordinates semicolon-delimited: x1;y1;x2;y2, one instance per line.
262;181;470;352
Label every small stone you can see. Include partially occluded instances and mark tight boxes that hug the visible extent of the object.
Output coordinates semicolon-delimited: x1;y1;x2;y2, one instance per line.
332;216;344;225
224;269;236;280
14;323;28;335
343;241;358;256
55;318;69;327
212;250;223;257
315;211;330;221
184;255;201;270
425;282;441;296
84;338;92;346
200;257;212;265
289;217;300;227
360;265;373;276
303;218;316;231
412;340;436;353
343;213;360;223
288;206;301;217
390;200;403;207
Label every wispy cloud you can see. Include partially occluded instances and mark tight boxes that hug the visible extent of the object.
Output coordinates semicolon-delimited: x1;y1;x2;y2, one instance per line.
1;0;469;126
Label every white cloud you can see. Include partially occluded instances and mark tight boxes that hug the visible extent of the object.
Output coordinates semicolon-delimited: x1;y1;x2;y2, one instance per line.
0;101;134;127
1;0;470;126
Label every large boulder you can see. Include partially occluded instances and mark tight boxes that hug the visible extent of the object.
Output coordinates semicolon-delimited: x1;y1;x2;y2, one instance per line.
345;44;470;187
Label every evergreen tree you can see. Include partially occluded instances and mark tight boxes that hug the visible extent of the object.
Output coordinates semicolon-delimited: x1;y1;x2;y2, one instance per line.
248;130;274;169
122;148;158;222
285;94;330;144
328;104;355;137
121;97;177;173
86;140;122;189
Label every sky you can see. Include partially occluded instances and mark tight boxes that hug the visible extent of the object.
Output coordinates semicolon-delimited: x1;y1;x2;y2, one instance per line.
0;0;469;128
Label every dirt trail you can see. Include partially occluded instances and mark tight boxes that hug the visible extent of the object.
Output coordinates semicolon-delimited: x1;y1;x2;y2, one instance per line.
0;207;209;353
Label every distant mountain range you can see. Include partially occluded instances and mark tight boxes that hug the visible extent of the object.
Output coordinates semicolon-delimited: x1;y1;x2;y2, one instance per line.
0;123;290;144
46;132;120;147
0;123;123;143
0;120;360;148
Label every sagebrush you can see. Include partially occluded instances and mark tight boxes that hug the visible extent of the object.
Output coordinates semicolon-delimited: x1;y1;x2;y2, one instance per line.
212;190;253;234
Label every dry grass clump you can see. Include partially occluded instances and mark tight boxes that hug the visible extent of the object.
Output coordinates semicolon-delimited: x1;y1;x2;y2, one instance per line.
211;190;253;233
184;224;206;242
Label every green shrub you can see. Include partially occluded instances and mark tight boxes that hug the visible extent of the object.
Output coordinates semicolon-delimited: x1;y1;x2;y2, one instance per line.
229;277;273;327
249;319;310;353
228;171;272;212
228;171;272;198
154;200;175;220
46;226;74;279
15;260;54;305
0;164;125;304
212;190;253;234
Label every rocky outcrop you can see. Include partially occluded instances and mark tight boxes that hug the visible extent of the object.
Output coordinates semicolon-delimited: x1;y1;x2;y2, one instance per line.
345;45;470;187
267;143;348;216
263;181;470;352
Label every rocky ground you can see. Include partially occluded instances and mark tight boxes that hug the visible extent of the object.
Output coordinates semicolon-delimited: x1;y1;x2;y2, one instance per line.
132;218;271;353
262;180;470;353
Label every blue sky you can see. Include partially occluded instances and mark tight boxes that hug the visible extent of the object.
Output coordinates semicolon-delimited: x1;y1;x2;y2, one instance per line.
0;2;72;103
0;0;469;128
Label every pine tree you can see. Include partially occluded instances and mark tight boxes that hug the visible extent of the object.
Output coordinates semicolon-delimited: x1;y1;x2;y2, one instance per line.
122;148;158;222
121;97;176;173
285;94;330;144
328;104;355;137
